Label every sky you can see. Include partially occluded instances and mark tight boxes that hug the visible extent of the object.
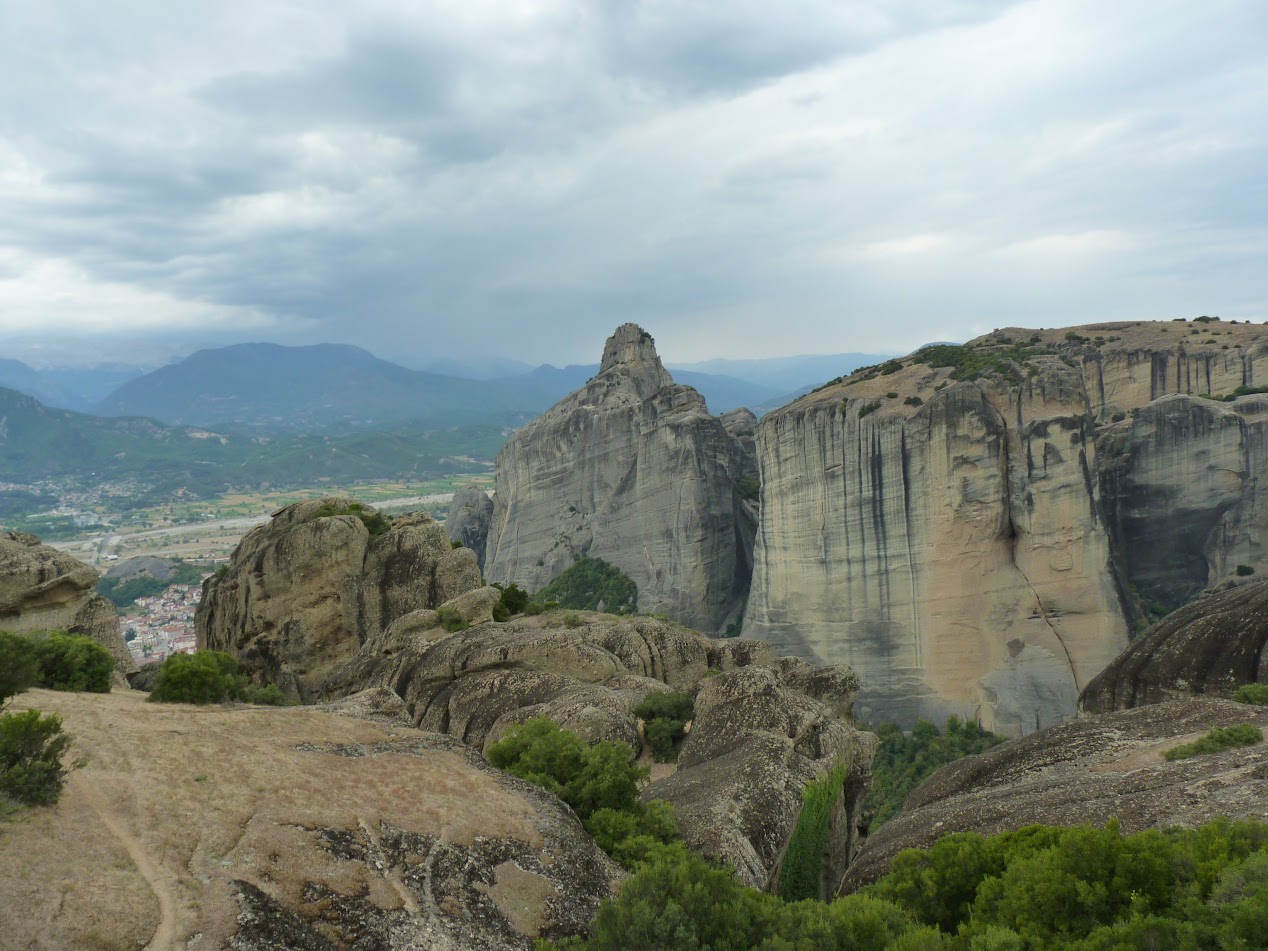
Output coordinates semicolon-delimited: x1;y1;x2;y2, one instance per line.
0;0;1265;368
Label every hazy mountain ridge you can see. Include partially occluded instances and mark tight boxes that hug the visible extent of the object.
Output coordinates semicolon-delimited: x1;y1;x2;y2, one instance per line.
0;385;504;504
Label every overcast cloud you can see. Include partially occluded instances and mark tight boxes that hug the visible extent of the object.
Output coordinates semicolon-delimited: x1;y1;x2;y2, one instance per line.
0;0;1265;366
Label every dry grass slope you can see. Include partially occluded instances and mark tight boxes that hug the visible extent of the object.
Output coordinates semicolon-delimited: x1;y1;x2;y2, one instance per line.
0;689;615;950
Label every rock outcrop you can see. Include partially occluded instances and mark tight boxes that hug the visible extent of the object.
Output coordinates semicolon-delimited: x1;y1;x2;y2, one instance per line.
745;320;1268;733
445;485;494;569
647;661;877;892
484;324;756;633
329;608;875;893
0;531;133;676
843;697;1268;889
196;499;482;700
1080;579;1268;712
0;689;620;951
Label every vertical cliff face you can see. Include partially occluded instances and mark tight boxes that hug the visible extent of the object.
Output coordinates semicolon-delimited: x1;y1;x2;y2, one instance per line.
745;320;1268;734
1107;393;1268;609
484;324;756;633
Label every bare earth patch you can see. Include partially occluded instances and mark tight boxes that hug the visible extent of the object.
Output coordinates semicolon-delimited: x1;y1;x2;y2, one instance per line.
0;688;618;950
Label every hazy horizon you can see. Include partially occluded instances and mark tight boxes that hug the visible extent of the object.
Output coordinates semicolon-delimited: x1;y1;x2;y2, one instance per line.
2;1;1265;366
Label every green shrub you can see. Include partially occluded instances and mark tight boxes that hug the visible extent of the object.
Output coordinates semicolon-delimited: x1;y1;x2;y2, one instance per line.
912;343;1055;383
536;556;637;615
487;717;678;870
523;600;559;616
1237;564;1255;576
148;651;246;704
1163;723;1263;761
633;691;695;724
492;582;531;621
778;761;848;901
737;476;761;502
312;501;393;536
562;612;583;629
544;818;1268;951
244;683;290;706
0;632;39;706
0;709;73;806
903;395;923;407
864;716;1004;829
32;633;114;694
436;606;469;633
1233;683;1268;705
858;400;882;418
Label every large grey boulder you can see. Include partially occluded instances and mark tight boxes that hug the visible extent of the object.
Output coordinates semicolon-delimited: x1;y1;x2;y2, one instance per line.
1081;578;1268;712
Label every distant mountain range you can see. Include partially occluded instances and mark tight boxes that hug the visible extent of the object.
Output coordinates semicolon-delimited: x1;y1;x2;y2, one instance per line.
0;384;505;503
81;342;887;431
0;359;147;412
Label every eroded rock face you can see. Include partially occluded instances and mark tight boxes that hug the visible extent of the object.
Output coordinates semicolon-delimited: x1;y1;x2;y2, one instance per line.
0;531;133;676
1080;579;1268;712
745;320;1268;734
647;661;877;893
484;324;756;633
330;609;875;893
1104;394;1268;609
445;486;494;569
843;697;1268;889
195;499;482;700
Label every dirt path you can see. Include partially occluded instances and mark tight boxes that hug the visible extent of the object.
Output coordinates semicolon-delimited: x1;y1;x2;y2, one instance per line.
73;774;181;951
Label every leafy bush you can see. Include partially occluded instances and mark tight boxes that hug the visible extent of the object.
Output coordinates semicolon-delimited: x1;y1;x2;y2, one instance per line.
912;343;1054;383
858;400;882;418
779;761;849;901
244;683;290;706
1233;683;1268;705
562;612;583;629
31;633;114;693
903;395;923;407
492;582;531;621
311;501;393;536
536;556;638;615
1163;723;1263;761
0;632;39;706
633;691;694;763
486;717;678;870
545;818;1268;950
0;709;72;806
148;651;247;704
437;606;469;633
737;476;761;502
865;717;1004;829
1236;564;1255;576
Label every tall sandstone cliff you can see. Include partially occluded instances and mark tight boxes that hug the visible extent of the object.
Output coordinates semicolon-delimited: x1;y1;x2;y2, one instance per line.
745;319;1268;734
484;324;756;632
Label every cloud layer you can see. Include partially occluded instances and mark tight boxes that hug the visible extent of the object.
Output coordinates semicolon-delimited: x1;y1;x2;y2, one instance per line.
1;0;1265;365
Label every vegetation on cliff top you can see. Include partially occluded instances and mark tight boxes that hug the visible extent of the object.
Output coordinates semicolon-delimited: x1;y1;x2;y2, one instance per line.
545;817;1268;950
